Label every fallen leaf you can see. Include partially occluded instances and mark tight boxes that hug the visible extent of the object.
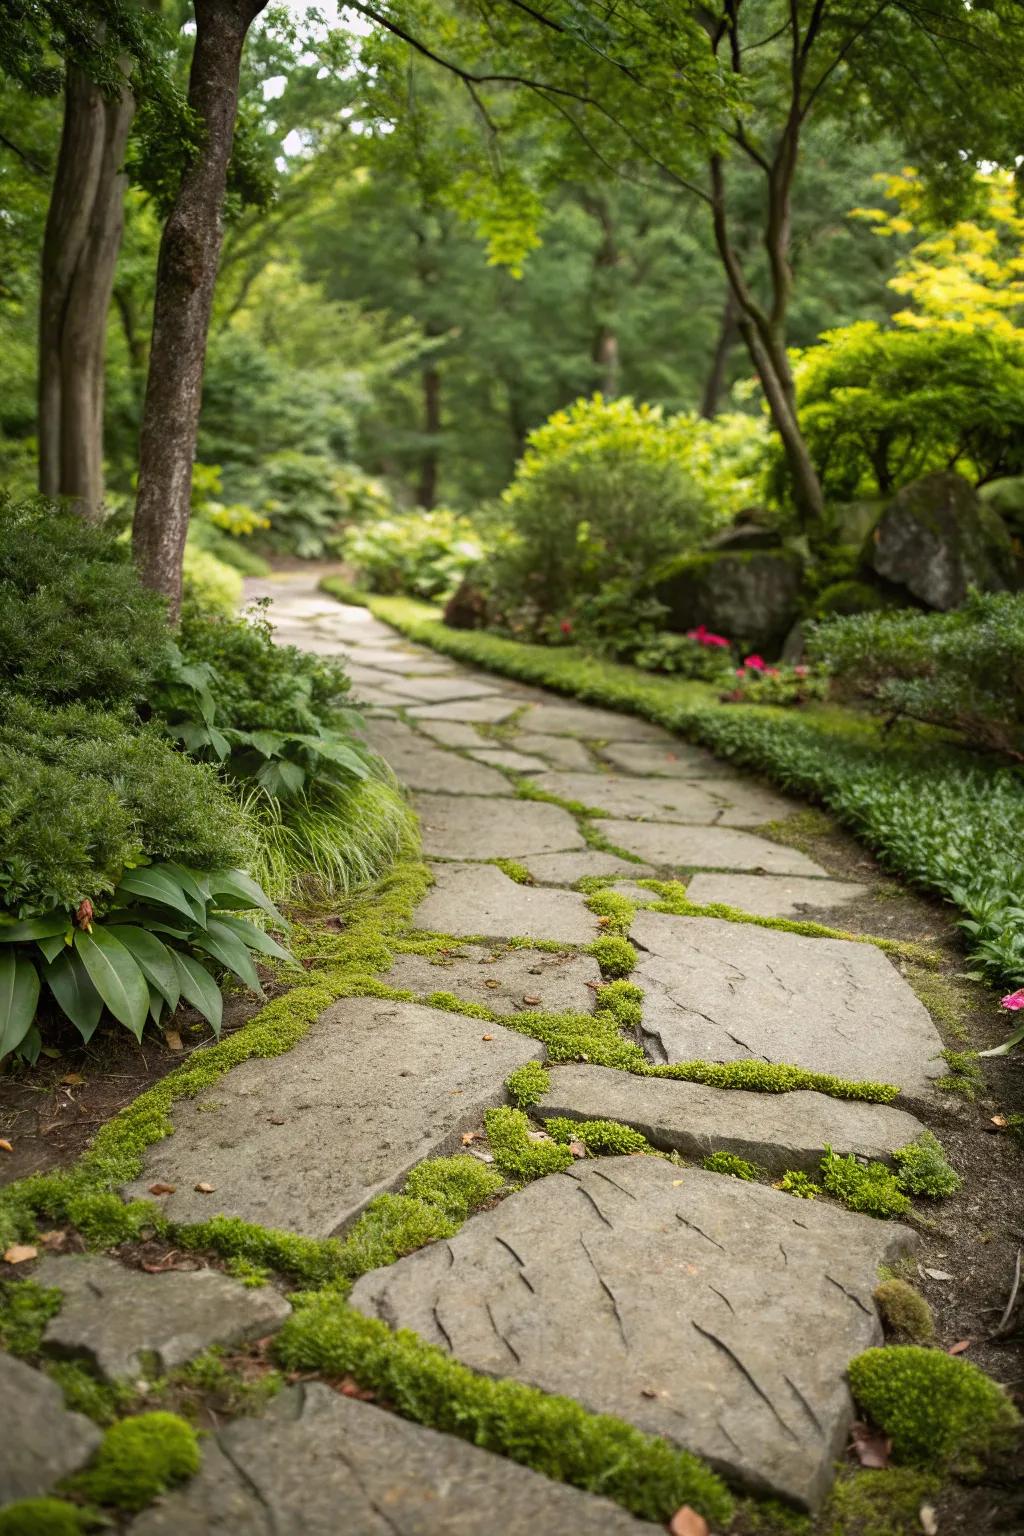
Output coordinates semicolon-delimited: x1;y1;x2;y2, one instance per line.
669;1507;709;1536
923;1268;953;1282
948;1339;971;1355
640;1387;658;1399
3;1244;38;1265
484;978;500;989
991;1115;1008;1128
61;1072;84;1085
568;1140;586;1159
38;1230;67;1250
851;1420;891;1469
148;1183;176;1196
164;1029;183;1052
194;1182;216;1194
338;1375;375;1401
461;1131;480;1145
919;1504;938;1535
481;1034;494;1041
522;995;542;1006
596;915;611;927
0;1139;12;1154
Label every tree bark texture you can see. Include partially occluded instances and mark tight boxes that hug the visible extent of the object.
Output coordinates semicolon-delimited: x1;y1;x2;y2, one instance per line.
38;63;134;518
585;194;622;398
700;287;738;419
418;363;441;508
132;0;267;618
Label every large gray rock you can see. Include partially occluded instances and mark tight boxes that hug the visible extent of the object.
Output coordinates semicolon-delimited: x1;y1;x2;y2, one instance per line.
34;1255;290;1382
414;793;583;859
536;1063;924;1172
523;850;657;885
413;863;598;943
655;550;804;655
512;733;598;770
384;946;602;1014
684;872;866;918
871;471;1014;609
632;911;943;1097
361;719;511;796
123;1000;538;1235
0;1351;101;1500
601;821;827;876
516;703;669;742
350;1158;914;1509
529;772;796;828
129;1385;656;1535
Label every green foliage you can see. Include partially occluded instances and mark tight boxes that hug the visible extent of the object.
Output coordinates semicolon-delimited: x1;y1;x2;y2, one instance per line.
820;1148;911;1219
810;593;1024;761
872;1279;934;1343
344;509;484;600
74;1412;201;1511
46;1360;133;1424
0;1279;61;1355
822;1470;941;1536
847;1346;1021;1472
892;1132;960;1198
546;1116;650;1154
489;859;534;886
722;661;828;708
338;1193;459;1274
702;1151;766;1181
648;1059;899;1104
181;544;244;618
0;1500;85;1536
505;1060;551;1108
936;1048;985;1099
484;1106;574;1183
273;1302;734;1526
775;1170;818;1199
402;1155;504;1218
588;934;636;978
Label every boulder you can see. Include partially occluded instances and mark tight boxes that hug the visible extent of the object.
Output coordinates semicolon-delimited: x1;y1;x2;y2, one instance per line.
870;471;1014;610
654;548;804;654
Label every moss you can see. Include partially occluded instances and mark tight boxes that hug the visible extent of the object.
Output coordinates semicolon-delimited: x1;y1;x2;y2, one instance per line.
223;1255;271;1287
73;1411;201;1511
178;1216;349;1287
423;989;495;1021
274;1299;733;1526
46;1360;133;1425
892;1131;960;1198
847;1346;1021;1472
905;967;977;1045
936;1047;985;1100
735;1498;813;1536
0;1279;62;1356
0;1500;87;1535
484;1106;574;1183
775;1170;818;1199
588;934;636;978
822;1469;941;1536
340;1196;460;1277
160;1348;283;1418
648;1059;900;1104
584;888;636;934
872;1278;934;1343
597;979;644;1030
821;1148;911;1219
545;1117;651;1155
402;1156;504;1218
702;1151;765;1181
505;1060;551;1108
515;778;608;820
489;858;534;885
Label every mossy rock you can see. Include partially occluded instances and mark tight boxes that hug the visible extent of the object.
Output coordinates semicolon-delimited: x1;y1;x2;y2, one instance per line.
870;471;1015;610
809;580;894;619
653;548;804;654
979;474;1024;538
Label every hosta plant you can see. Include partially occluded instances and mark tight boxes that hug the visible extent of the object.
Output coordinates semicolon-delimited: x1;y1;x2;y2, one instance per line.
0;863;294;1063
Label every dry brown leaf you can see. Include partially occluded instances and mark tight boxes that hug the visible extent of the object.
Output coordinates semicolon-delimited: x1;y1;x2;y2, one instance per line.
991;1115;1008;1128
164;1029;183;1052
596;915;611;927
61;1072;84;1085
481;1034;494;1041
851;1420;890;1469
919;1504;938;1535
461;1131;480;1145
668;1507;709;1536
3;1244;38;1265
948;1339;971;1355
522;995;542;1006
337;1376;376;1401
568;1140;587;1159
148;1182;176;1196
38;1230;67;1250
194;1182;216;1194
0;1139;12;1154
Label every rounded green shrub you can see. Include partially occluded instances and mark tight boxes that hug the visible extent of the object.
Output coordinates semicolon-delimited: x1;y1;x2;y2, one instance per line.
76;1412;201;1511
0;1499;84;1535
847;1346;1021;1471
872;1279;934;1343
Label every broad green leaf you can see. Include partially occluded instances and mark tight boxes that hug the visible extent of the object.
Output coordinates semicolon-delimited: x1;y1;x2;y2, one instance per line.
215;914;298;965
111;926;180;1010
75;928;149;1040
248;730;286;757
147;984;165;1027
172;951;222;1035
0;951;40;1058
0;912;68;943
298;737;370;779
195;920;264;994
45;949;104;1042
17;1023;42;1065
256;758;305;798
206;870;287;927
36;933;69;964
157;863;208;911
116;867;197;921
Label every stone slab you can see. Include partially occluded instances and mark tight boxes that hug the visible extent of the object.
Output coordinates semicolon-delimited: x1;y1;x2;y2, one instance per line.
685;873;867;919
384;945;601;1014
536;1063;925;1172
517;703;669;741
123;1000;538;1236
413;863;598;943
362;720;511;796
599;740;721;778
530;772;726;823
351;1157;914;1509
344;650;458;677
129;1384;656;1535
414;793;583;859
601;820;828;875
407;697;524;724
470;747;550;773
0;1350;101;1500
511;733;598;770
632;911;944;1097
386;675;502;704
35;1255;291;1382
417;720;487;748
522;851;657;885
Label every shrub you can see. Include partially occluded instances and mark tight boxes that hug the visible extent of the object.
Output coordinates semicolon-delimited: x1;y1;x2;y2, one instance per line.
809;593;1024;761
343;509;484;601
721;659;828;707
872;1278;934;1342
74;1411;201;1510
181;543;244;617
245;449;380;560
489;395;715;630
847;1346;1021;1471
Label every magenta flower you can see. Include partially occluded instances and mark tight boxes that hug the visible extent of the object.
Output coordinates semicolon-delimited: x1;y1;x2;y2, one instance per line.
1000;988;1024;1011
560;619;572;635
743;654;766;672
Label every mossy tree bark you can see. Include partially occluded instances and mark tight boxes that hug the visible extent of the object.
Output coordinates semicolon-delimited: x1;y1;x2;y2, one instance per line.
132;0;267;620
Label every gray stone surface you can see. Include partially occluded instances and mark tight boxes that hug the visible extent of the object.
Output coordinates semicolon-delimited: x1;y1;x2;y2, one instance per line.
351;1157;915;1509
685;872;867;918
414;793;583;858
470;747;550;773
384;945;601;1014
632;910;944;1096
517;703;668;741
413;863;598;943
537;1063;925;1172
522;850;657;885
601;820;828;875
362;720;511;796
123;1000;538;1235
598;740;720;778
871;471;1013;610
129;1385;656;1535
385;674;503;703
407;697;524;724
417;720;487;748
528;771;795;825
0;1350;101;1499
34;1255;291;1381
346;649;458;676
512;733;598;770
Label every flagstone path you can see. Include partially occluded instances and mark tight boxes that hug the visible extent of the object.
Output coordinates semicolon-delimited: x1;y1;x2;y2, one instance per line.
3;571;955;1529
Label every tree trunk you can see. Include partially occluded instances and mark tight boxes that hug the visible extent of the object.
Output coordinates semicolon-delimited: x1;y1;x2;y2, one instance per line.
585;195;622;397
132;0;267;618
38;63;133;518
700;288;738;419
418;363;441;508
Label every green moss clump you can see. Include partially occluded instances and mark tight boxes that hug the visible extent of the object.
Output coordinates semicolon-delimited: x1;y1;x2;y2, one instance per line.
821;1148;911;1219
0;1279;62;1357
892;1132;960;1198
505;1060;551;1108
274;1300;733;1526
338;1194;458;1277
545;1117;651;1155
596;979;644;1030
872;1279;934;1343
588;934;636;978
776;1170;818;1199
46;1360;133;1425
936;1047;985;1100
0;1499;86;1535
847;1346;1021;1472
74;1412;201;1511
223;1256;271;1287
484;1107;574;1183
648;1059;900;1104
179;1215;348;1287
702;1151;765;1181
489;858;534;885
585;889;636;934
403;1156;504;1218
822;1468;941;1536
163;1349;283;1417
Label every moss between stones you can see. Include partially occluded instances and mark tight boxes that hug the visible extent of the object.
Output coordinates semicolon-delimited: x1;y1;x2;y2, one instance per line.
775;1170;819;1199
872;1278;934;1343
648;1059;900;1104
484;1106;574;1182
821;1468;941;1536
702;1151;766;1181
70;1411;201;1511
0;1500;87;1536
545;1117;652;1155
505;1060;551;1108
0;1278;61;1356
488;858;535;885
820;1148;911;1219
588;933;637;978
936;1046;985;1100
890;1131;960;1198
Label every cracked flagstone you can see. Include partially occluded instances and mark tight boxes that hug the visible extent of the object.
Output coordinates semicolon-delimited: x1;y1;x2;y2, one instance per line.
414;793;584;858
383;946;602;1015
361;719;512;796
412;862;599;943
684;871;868;917
600;820;828;875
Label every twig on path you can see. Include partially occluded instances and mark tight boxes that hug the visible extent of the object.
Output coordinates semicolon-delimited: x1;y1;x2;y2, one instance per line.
991;1246;1022;1339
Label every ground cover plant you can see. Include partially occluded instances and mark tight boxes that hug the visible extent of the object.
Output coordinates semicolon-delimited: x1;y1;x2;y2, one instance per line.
343;507;485;600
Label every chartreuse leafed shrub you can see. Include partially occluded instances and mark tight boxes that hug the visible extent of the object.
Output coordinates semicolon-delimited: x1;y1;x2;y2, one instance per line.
343;508;484;601
847;1347;1021;1472
72;1412;201;1510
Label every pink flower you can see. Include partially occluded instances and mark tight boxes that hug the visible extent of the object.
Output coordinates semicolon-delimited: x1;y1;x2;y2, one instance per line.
560;619;572;635
743;654;766;672
1000;988;1024;1011
794;664;809;678
735;667;745;677
703;632;730;648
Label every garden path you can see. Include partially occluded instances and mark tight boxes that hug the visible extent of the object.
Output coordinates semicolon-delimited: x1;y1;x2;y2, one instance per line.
8;571;951;1530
